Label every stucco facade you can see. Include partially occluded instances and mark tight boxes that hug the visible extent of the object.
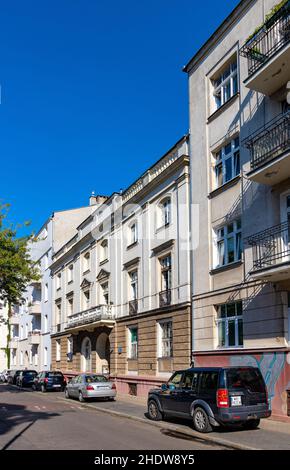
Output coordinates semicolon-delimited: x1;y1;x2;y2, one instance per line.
185;0;290;418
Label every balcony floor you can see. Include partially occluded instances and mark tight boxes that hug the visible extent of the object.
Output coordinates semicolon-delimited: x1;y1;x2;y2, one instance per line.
247;149;290;185
250;260;290;282
65;318;115;333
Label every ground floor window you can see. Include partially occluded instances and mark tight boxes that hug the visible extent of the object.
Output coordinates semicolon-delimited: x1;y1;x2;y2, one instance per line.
128;327;138;359
217;301;243;348
158;320;173;358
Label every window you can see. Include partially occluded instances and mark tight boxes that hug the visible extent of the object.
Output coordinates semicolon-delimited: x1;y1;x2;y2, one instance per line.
168;371;183;387
101;282;109;305
20;351;23;366
67;337;73;361
29;350;33;365
56;339;61;361
181;371;200;391
55;303;61;328
216;219;242;268
100;240;108;262
160;255;172;291
44;315;48;332
83;289;90;310
130;271;138;301
159;321;173;358
217;301;243;348
56;273;61;290
160;198;171;226
68;264;73;283
129;327;138;359
212;59;238;110
67;297;73;316
199;372;219;392
44;347;48;367
83;252;90;272
44;283;48;302
129;223;138;245
214;137;240;188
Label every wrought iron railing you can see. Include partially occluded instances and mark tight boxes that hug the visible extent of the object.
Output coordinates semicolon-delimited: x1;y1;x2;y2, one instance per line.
244;112;290;171
247;221;290;270
159;289;172;307
240;0;290;77
129;300;138;315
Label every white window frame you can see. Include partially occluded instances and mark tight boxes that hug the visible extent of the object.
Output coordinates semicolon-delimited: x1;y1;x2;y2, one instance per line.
128;327;138;359
68;264;74;283
214;137;240;188
56;273;61;290
217;302;243;349
83;252;90;273
160;255;172;291
212;59;238;110
67;296;74;317
100;240;108;262
101;282;109;305
82;289;90;310
129;270;138;301
215;219;242;268
160;198;171;227
129;222;138;246
158;320;173;358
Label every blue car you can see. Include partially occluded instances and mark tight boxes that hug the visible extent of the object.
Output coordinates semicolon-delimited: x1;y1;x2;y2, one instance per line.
17;370;38;388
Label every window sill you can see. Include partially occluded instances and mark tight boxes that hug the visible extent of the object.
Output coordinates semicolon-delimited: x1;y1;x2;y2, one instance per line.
216;346;244;351
207;93;239;124
156;223;171;234
208;175;241;199
82;269;90;276
127;241;138;250
210;260;243;275
99;259;109;266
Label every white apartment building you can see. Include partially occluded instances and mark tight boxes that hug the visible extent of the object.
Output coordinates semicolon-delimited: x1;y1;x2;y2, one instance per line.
50;136;192;396
184;0;290;418
0;301;8;371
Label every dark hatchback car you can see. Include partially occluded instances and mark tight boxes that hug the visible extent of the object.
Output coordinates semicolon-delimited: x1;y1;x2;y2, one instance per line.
33;371;66;392
147;367;271;433
17;370;38;388
8;370;22;385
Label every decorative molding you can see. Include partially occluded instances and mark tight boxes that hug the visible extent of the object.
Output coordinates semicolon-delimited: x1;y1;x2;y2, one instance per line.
80;278;91;289
123;257;140;270
97;269;110;282
152;239;175;255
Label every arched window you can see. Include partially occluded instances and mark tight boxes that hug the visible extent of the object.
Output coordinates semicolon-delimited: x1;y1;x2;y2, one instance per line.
81;337;92;372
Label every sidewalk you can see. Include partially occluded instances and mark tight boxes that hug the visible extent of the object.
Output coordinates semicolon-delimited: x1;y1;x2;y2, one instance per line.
58;393;290;450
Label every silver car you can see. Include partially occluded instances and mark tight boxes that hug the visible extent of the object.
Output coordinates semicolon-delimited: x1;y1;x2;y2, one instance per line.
65;373;117;402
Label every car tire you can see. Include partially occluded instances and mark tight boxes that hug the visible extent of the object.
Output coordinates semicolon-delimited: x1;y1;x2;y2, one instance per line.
41;385;46;393
79;391;85;402
147;399;163;421
193;407;213;433
32;384;36;391
242;419;260;430
64;388;70;399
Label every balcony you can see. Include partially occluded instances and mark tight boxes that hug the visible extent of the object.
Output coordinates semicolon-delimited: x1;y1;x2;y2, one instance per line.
240;1;290;96
9;337;19;349
247;222;290;281
245;112;290;185
66;305;115;332
28;301;41;315
159;290;172;308
129;300;138;316
28;330;41;345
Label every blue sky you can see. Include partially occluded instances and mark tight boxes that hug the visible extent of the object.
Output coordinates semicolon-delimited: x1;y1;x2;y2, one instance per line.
0;0;240;233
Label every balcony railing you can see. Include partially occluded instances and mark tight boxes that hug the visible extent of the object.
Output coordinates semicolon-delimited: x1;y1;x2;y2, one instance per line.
240;0;290;77
244;112;290;171
28;330;41;345
159;289;172;308
129;300;138;316
66;305;114;329
247;221;290;271
28;301;41;315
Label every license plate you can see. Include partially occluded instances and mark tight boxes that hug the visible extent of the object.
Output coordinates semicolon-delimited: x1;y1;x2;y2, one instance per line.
231;396;242;406
98;386;110;389
53;384;61;388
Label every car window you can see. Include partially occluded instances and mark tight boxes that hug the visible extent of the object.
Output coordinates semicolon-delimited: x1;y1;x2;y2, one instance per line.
226;368;265;393
199;372;219;393
168;372;183;388
181;371;200;391
76;376;83;384
85;375;108;383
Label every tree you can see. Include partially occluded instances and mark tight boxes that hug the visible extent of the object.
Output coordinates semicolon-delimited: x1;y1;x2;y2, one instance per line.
0;204;40;368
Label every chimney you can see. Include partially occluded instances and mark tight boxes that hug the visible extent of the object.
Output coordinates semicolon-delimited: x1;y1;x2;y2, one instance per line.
89;192;108;206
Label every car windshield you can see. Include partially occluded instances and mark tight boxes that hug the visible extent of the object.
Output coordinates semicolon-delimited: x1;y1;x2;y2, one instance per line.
85;375;108;383
226;368;265;392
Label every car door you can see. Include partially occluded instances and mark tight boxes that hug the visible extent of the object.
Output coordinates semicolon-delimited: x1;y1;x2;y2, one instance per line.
199;371;219;410
175;371;200;415
161;371;184;414
68;377;77;397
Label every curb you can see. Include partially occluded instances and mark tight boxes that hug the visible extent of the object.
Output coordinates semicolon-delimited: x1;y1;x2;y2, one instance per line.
57;396;259;451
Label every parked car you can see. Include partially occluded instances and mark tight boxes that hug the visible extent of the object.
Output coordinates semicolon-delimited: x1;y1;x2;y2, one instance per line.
7;370;22;385
17;370;38;388
64;373;116;402
33;371;66;392
0;370;11;383
147;367;271;433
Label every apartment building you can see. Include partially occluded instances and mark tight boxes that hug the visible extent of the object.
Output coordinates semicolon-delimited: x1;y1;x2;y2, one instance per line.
0;301;8;370
10;205;94;371
50;136;191;396
184;0;290;418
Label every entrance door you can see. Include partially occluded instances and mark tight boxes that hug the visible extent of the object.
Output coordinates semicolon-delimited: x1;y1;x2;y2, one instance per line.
81;338;92;372
96;333;110;374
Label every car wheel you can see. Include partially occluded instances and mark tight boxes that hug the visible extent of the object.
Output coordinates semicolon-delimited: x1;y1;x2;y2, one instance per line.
64;388;70;399
148;400;163;421
193;407;213;433
79;391;86;403
242;419;260;430
32;384;36;391
41;385;46;393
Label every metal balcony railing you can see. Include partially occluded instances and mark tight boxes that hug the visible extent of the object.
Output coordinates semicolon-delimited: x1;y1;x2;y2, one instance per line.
159;289;172;308
244;112;290;171
240;0;290;77
247;222;290;270
129;300;138;316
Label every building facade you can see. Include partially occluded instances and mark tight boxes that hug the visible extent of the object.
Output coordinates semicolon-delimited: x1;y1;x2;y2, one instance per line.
185;0;290;418
50;137;192;396
0;301;8;370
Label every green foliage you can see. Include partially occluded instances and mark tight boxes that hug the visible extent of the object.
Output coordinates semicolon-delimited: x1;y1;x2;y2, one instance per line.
0;203;40;367
246;0;289;43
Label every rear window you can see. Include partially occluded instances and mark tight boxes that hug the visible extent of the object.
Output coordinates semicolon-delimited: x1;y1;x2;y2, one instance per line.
85;375;108;383
226;368;265;392
23;371;37;376
47;372;63;378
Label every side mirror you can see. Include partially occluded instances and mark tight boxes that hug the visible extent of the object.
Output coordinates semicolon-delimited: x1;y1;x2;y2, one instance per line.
169;383;176;391
161;383;168;391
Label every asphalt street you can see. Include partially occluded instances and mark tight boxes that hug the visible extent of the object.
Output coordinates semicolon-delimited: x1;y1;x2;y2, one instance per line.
0;384;226;450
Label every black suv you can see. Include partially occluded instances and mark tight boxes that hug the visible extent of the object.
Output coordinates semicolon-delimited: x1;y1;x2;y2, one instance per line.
33;371;66;392
147;367;271;433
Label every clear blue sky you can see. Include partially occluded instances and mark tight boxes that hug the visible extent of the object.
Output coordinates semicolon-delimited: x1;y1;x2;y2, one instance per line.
0;0;240;234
